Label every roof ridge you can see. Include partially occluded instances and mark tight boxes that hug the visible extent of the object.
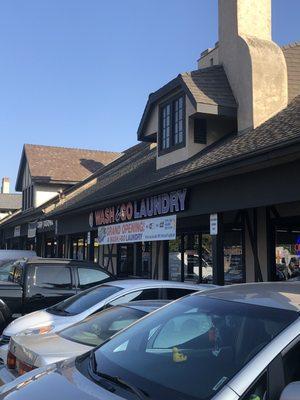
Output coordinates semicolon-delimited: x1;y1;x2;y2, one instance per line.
181;65;223;77
24;143;121;155
282;41;300;50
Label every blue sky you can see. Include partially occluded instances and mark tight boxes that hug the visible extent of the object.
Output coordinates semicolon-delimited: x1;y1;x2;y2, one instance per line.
0;0;299;191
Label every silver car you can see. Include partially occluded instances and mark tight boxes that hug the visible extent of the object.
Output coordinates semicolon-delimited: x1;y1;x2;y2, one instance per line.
3;300;169;380
1;282;300;399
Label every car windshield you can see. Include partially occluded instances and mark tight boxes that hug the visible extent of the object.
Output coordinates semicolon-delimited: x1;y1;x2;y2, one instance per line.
47;285;122;316
91;295;297;400
60;306;146;347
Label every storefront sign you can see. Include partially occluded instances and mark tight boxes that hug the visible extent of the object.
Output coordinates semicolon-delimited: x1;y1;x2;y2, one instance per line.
14;226;21;237
90;189;187;228
210;213;218;235
97;215;177;245
37;220;54;231
87;231;91;245
27;222;37;238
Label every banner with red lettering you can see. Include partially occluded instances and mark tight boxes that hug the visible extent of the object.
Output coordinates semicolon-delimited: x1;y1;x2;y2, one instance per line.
97;215;176;245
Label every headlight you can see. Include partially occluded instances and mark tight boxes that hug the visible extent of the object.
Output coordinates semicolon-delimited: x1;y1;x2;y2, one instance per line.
17;325;54;336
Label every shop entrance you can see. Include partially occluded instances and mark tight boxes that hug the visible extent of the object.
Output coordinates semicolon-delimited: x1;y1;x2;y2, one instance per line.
117;244;134;277
168;234;213;283
168;227;245;284
274;220;300;281
71;234;87;260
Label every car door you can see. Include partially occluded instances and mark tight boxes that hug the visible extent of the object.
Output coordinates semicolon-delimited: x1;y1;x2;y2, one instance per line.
24;264;76;313
237;338;300;400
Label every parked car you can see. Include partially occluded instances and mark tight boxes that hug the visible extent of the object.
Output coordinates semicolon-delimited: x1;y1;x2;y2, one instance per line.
0;258;114;326
0;280;212;364
1;300;169;383
1;282;300;399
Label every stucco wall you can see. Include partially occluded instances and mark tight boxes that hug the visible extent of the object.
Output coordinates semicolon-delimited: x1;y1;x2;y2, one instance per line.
198;47;219;69
218;0;288;131
34;185;63;208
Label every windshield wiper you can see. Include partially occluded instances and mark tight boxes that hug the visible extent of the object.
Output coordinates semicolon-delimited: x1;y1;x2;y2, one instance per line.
47;307;72;316
89;352;148;400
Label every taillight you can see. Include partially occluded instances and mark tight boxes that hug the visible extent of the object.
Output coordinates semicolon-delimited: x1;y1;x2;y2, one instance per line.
7;351;16;369
18;360;35;376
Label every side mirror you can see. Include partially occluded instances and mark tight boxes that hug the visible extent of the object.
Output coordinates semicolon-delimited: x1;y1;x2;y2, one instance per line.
280;382;300;400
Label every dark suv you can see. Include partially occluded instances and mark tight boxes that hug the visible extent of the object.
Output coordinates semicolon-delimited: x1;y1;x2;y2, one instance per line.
0;258;115;329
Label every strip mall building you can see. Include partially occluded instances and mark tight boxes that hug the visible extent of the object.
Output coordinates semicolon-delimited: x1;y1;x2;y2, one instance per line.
1;0;299;285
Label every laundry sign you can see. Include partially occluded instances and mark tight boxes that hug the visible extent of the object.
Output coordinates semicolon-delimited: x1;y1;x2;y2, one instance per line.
90;189;187;228
97;215;177;245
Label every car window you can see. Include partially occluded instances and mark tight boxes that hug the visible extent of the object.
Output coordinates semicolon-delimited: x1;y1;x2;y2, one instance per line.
12;264;23;285
78;268;110;289
109;288;161;307
33;266;72;289
240;372;268;400
60;306;146;347
282;338;300;385
163;288;196;300
47;284;122;316
0;261;16;282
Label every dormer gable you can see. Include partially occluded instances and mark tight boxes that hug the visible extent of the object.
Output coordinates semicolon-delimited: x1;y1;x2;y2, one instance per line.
137;65;237;169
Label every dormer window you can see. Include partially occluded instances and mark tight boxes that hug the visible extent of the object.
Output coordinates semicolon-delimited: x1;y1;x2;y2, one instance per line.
159;94;185;154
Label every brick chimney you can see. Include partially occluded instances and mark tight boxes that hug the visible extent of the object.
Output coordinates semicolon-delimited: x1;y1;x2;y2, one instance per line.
1;177;10;194
218;0;288;131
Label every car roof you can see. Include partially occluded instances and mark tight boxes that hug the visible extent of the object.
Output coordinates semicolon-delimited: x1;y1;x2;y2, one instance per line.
119;300;170;313
106;279;215;291
196;282;300;312
25;258;101;266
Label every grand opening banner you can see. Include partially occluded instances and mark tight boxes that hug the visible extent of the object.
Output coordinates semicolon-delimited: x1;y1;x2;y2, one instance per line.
97;215;177;245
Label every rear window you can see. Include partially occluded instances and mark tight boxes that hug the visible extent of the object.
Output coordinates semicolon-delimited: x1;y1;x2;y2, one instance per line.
47;285;122;316
60;306;146;347
33;266;72;289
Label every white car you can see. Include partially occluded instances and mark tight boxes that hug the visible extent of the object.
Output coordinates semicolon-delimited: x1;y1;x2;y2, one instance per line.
0;279;214;363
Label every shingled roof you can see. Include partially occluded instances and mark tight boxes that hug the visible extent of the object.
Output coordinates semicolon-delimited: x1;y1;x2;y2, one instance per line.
0;194;21;211
49;96;299;217
137;65;236;140
180;66;237;108
15;144;121;191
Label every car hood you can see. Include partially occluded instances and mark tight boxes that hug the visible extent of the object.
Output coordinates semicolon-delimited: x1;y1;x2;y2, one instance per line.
11;334;92;367
0;359;124;400
3;310;80;337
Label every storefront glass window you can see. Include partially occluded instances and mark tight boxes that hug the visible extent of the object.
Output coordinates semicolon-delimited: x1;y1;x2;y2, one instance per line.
135;242;152;279
118;244;134;277
275;228;300;281
168;234;213;283
94;240;100;263
71;235;87;260
77;238;85;260
224;228;245;285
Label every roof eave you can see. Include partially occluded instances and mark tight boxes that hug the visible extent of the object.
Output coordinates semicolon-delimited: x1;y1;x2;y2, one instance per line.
196;103;237;118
